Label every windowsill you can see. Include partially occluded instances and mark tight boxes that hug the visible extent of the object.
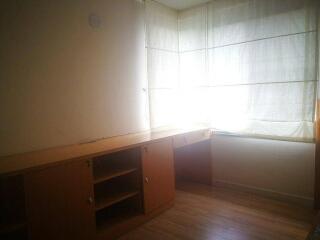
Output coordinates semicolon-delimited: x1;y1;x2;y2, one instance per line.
212;130;315;144
149;125;315;143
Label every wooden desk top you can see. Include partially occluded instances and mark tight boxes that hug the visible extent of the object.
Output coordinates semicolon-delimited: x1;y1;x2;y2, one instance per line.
0;127;210;176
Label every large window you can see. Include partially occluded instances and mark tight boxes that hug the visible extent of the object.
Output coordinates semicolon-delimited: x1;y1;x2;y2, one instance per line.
146;1;179;128
146;0;319;142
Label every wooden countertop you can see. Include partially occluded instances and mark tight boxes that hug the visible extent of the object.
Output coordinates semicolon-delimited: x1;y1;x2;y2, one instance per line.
0;127;211;176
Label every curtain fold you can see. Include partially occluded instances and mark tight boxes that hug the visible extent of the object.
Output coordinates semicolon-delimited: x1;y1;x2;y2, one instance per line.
146;0;179;128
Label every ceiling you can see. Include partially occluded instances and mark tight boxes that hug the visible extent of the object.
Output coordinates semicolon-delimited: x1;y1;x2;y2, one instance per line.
155;0;210;10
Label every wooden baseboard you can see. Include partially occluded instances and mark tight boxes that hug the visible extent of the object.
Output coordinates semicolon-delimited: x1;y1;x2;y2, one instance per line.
212;180;314;208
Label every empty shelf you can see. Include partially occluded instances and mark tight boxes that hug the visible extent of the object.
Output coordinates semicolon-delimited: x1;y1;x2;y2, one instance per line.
96;210;140;232
94;167;138;184
95;190;139;211
0;222;26;235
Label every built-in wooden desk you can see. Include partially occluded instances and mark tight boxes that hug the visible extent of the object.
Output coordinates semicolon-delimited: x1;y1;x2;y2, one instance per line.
0;127;212;240
0;127;211;176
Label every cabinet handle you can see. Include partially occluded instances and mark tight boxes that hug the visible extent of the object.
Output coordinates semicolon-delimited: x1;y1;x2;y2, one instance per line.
144;146;148;153
145;177;149;183
88;197;93;204
86;160;91;167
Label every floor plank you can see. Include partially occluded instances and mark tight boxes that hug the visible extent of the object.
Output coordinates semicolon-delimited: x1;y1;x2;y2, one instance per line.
119;182;316;240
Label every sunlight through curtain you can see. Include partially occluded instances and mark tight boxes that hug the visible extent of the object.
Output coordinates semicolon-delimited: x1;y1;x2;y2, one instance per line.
147;0;319;142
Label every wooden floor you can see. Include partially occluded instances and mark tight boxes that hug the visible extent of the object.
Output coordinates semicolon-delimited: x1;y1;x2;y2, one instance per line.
119;182;316;240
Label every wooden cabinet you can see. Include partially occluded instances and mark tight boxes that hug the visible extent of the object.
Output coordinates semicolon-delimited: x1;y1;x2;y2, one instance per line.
0;129;211;240
173;129;211;149
0;175;28;239
24;160;95;240
174;140;212;185
142;139;175;214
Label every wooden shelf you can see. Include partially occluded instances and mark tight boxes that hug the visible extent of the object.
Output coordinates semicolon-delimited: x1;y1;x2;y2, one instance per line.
96;210;140;232
95;190;139;211
94;167;138;184
92;147;143;235
0;222;26;235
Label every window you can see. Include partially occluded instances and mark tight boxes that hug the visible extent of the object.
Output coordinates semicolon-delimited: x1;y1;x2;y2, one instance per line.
146;0;319;142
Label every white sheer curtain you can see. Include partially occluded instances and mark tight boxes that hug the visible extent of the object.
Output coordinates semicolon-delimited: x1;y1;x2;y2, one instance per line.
146;0;179;128
147;0;318;141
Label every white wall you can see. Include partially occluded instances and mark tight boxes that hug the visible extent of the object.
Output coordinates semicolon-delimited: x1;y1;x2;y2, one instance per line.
0;0;148;156
211;135;315;202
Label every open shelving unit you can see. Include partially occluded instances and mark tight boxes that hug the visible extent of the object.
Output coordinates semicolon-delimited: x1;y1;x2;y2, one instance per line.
95;189;139;211
92;147;143;231
0;175;28;240
94;167;138;184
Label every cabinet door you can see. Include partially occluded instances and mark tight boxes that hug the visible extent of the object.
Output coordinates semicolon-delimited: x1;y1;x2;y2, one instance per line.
24;159;95;240
142;139;175;213
174;140;212;185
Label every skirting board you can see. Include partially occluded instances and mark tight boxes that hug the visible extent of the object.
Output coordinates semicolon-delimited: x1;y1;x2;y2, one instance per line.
212;179;314;208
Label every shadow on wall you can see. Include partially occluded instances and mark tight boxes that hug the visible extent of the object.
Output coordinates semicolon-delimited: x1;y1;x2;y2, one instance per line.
211;134;315;203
